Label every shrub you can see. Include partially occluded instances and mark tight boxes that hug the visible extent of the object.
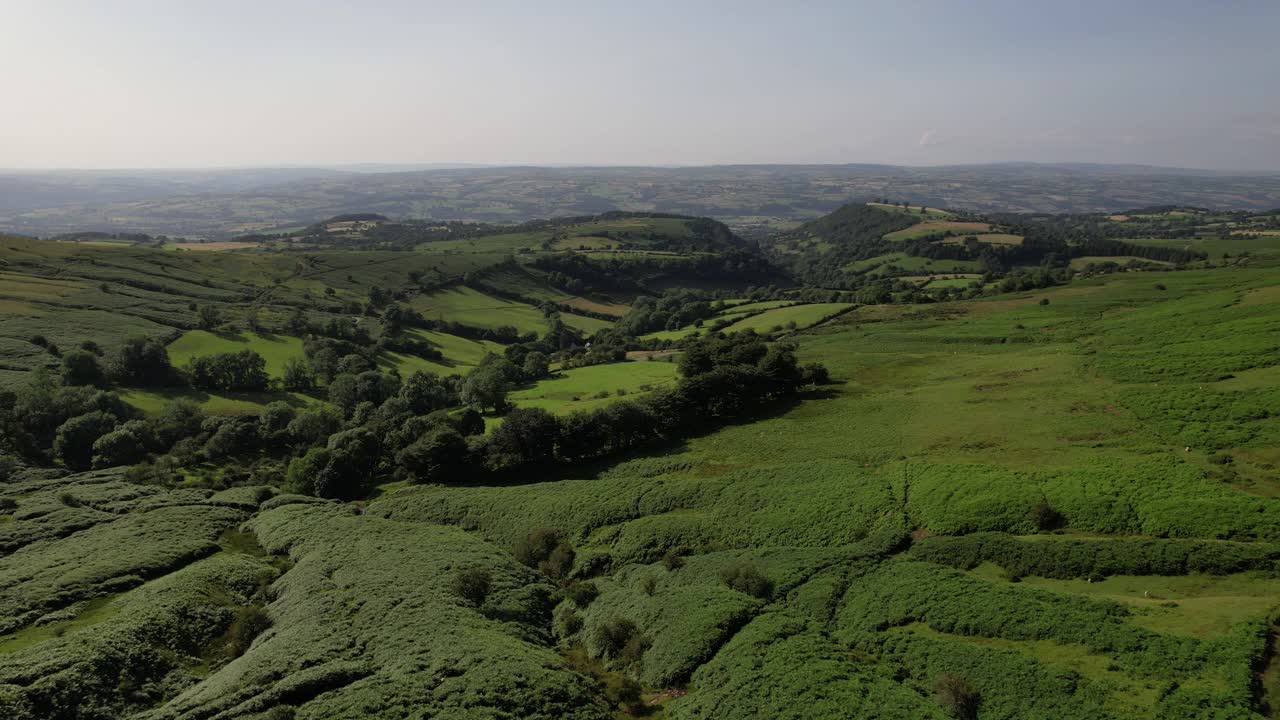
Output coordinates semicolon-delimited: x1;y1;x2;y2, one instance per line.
661;547;688;571
720;561;772;599
109;336;176;387
565;580;599;608
61;349;105;387
227;605;272;657
514;528;576;581
640;576;657;596
54;410;118;470
1026;498;1064;531
593;617;639;659
933;673;980;719
451;568;492;607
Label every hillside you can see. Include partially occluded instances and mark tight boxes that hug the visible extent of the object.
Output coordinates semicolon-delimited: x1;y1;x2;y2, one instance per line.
1;210;1280;719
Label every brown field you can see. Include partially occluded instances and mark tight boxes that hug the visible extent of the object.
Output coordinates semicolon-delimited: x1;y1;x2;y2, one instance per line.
553;235;619;251
563;296;629;316
937;233;1024;246
884;221;992;241
1108;214;1131;222
170;241;260;252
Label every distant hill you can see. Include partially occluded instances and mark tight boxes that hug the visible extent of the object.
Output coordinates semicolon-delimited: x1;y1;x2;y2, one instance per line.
3;163;1280;239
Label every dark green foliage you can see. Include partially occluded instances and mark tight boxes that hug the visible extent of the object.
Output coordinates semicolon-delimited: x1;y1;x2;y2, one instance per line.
396;428;469;484
281;356;313;390
226;605;272;657
486;407;560;469
109;336;176;387
451;567;492;607
285;406;342;447
91;422;152;468
59;349;104;387
257;400;296;440
720;561;773;599
459;363;510;412
910;532;1280;579
514;528;576;581
288;427;381;499
54;411;118;470
566;581;599;608
187;349;269;392
197;304;221;330
933;673;980;719
592;617;646;662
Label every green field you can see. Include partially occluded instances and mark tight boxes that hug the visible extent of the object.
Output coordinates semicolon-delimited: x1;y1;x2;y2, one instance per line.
503;360;679;417
3;195;1280;720
167;330;305;378
121;387;324;415
720;302;854;334
844;252;984;275
411;286;610;335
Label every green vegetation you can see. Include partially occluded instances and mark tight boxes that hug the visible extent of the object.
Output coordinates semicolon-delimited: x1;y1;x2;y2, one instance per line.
1;195;1280;719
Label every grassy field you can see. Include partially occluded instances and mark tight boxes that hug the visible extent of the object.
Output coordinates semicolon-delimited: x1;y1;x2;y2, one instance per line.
884;220;992;241
844;252;984;275
167;330;305;378
121;387;324;415
502;360;679;418
411;286;610;335
720;302;854;334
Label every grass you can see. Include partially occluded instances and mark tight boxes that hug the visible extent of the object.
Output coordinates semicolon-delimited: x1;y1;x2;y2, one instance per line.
411;285;608;335
844;252;983;275
883;221;992;241
167;330;305;378
121;387;324;415
503;361;679;418
719;302;854;334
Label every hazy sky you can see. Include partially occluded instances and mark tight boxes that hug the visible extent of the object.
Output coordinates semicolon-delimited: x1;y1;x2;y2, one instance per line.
3;0;1278;170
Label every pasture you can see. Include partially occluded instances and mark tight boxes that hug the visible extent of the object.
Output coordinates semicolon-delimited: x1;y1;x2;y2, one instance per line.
503;360;679;417
411;286;610;335
167;330;305;378
884;220;992;241
720;302;854;334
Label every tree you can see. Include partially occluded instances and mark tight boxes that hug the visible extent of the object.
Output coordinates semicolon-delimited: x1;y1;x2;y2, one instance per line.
522;351;550;379
286;407;342;446
281;356;314;391
54;411;118;470
933;674;980;720
486;407;559;469
187;350;269;392
459;366;509;412
61;350;105;387
719;561;772;599
396;427;469;484
450;568;492;607
258;401;296;440
109;336;175;387
514;528;575;580
197;304;222;330
398;371;455;414
244;305;262;332
91;424;150;468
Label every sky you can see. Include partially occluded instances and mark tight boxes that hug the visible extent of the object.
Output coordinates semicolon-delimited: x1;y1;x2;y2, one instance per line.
2;0;1278;171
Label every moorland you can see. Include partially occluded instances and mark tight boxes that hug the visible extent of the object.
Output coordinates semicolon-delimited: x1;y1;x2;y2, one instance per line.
1;199;1279;719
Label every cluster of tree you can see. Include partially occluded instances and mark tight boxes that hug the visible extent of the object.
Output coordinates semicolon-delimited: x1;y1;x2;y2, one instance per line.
188;350;270;392
612;289;718;335
534;249;781;298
